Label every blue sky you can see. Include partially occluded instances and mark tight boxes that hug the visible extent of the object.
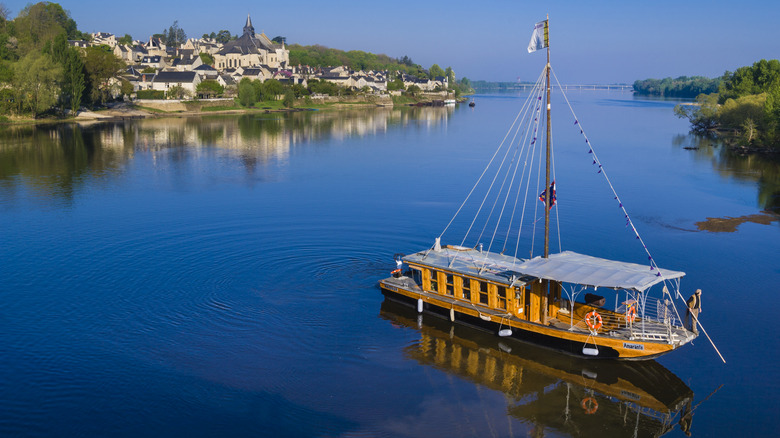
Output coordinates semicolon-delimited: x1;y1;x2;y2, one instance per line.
4;0;778;83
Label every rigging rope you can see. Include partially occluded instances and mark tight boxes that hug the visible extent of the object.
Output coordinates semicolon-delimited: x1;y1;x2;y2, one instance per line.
514;78;547;262
437;68;546;248
478;82;546;270
483;80;546;257
550;68;683;308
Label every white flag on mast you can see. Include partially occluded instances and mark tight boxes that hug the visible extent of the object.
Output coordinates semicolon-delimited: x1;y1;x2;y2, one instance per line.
527;20;548;53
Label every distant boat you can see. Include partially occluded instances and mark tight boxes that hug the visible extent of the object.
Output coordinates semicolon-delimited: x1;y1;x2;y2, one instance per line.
379;18;699;360
444;99;456;105
468;99;475;107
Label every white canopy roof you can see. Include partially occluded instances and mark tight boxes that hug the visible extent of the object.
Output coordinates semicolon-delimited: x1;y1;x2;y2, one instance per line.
515;251;685;292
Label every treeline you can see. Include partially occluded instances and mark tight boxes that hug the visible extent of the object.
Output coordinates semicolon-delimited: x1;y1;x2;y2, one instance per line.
289;44;410;74
288;44;473;95
633;76;720;97
674;59;780;150
234;74;472;110
0;2;125;118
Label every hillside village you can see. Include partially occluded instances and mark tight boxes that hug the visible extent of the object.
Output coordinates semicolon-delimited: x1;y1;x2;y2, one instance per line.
78;14;450;99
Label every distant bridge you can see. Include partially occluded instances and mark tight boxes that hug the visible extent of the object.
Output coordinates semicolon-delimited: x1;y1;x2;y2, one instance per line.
504;83;633;91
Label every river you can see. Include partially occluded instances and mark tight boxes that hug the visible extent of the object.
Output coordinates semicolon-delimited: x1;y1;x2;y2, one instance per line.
1;92;778;437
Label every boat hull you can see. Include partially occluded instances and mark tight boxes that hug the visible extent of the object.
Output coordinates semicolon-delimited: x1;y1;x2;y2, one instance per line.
379;280;681;360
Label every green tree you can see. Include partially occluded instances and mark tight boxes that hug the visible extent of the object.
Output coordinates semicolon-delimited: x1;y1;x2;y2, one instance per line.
428;64;445;80
13;2;86;53
13;51;62;117
719;94;766;130
405;84;421;96
199;52;214;65
163;20;187;46
120;78;133;96
196;79;223;97
117;34;133;45
741;118;757;144
387;78;404;91
291;83;308;98
42;33;85;112
63;47;85;111
765;83;780;143
719;59;780;102
238;78;256;107
445;67;455;87
633;76;720;97
282;89;294;108
215;30;232;44
674;93;719;133
262;79;284;101
166;84;188;100
308;79;340;96
83;45;125;105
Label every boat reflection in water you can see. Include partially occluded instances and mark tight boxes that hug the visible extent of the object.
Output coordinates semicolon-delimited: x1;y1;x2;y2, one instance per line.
380;298;695;437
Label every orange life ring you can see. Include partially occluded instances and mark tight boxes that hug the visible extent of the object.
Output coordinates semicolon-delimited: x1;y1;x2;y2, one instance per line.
625;305;637;324
585;310;602;331
391;269;401;276
581;397;598;414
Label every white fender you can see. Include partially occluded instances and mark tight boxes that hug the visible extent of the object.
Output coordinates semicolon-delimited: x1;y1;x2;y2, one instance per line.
449;308;455;322
582;347;599;356
498;329;513;337
417;298;423;313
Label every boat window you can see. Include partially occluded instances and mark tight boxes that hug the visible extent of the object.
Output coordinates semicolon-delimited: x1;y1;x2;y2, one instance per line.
479;281;489;305
461;277;471;301
497;286;507;310
430;270;438;293
412;269;422;286
445;273;454;295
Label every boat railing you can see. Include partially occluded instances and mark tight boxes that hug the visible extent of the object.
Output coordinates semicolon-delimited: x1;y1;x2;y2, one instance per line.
560;298;685;343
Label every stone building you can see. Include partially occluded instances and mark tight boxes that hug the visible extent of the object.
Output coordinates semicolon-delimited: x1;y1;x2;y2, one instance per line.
213;15;289;71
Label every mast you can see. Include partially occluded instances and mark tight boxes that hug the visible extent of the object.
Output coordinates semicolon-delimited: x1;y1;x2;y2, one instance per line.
544;15;551;259
542;15;551;324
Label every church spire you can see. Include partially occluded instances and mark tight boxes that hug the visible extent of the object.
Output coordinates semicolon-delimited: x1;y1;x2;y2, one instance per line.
243;14;255;37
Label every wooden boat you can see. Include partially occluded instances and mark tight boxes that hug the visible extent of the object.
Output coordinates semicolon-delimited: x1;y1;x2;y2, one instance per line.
379;18;698;360
380;299;695;436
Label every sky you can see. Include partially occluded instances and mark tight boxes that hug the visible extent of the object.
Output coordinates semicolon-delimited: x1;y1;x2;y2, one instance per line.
4;0;779;83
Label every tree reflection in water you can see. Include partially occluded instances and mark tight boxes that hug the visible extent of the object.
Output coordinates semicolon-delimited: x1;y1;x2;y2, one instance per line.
673;133;780;214
0;107;455;203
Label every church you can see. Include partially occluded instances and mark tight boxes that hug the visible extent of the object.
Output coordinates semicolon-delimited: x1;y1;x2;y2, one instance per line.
213;15;290;72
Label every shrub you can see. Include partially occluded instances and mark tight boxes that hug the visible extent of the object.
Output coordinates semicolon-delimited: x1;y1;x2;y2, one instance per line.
136;89;165;99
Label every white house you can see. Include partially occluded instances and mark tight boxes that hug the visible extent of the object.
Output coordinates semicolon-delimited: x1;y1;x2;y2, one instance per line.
144;71;202;95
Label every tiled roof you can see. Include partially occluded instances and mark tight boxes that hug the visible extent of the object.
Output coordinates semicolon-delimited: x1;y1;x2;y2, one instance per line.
152;71;198;83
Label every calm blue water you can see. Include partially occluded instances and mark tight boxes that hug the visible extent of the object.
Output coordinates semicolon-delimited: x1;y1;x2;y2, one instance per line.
1;93;778;437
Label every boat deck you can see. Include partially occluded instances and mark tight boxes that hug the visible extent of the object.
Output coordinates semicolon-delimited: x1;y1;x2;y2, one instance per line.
381;275;692;345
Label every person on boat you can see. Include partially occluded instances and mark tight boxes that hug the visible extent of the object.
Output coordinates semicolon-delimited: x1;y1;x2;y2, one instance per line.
685;289;702;334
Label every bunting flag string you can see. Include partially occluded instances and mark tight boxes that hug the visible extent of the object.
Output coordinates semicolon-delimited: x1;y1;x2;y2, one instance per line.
551;68;668;279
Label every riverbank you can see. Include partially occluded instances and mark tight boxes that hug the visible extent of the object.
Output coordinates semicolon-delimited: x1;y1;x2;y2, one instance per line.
0;92;460;126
